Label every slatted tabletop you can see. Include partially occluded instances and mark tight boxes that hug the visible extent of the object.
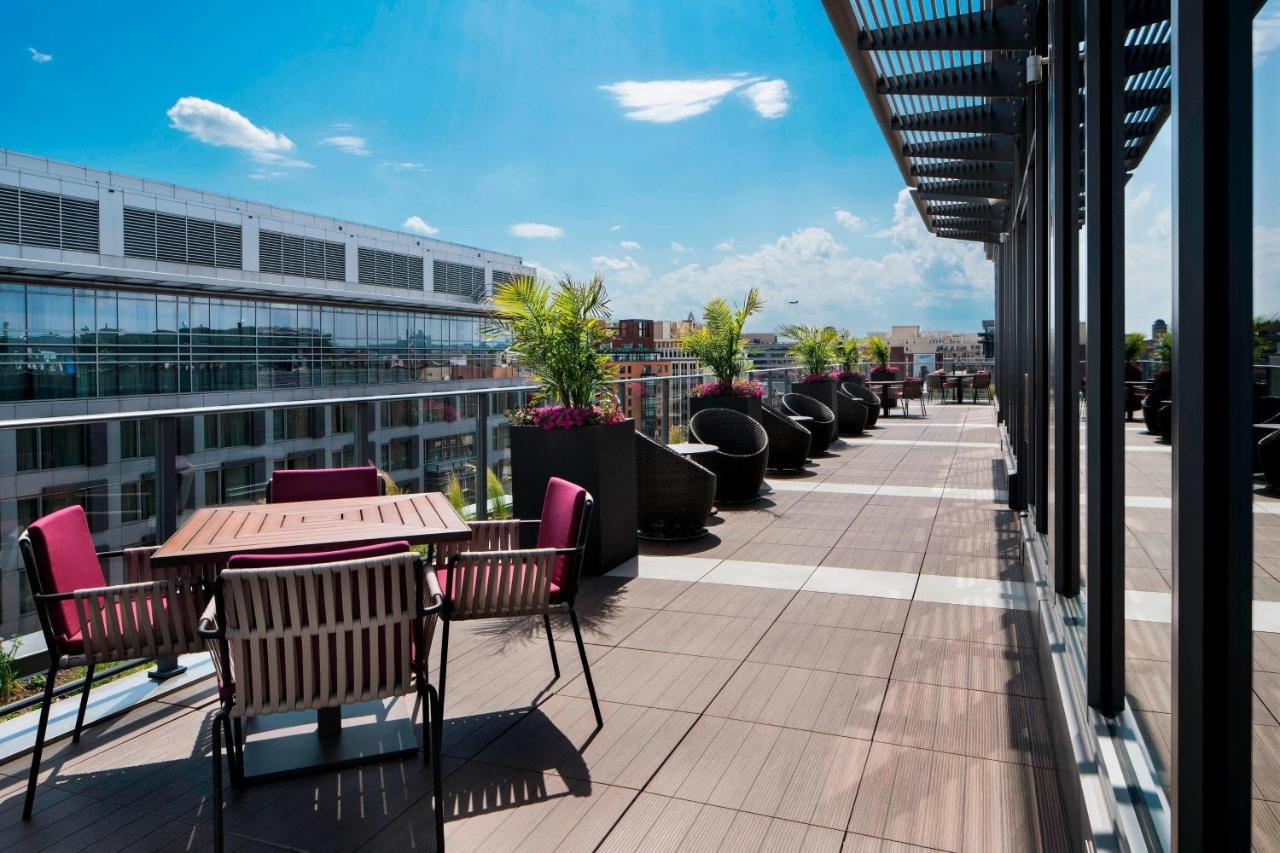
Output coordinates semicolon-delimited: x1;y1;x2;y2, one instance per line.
150;492;471;567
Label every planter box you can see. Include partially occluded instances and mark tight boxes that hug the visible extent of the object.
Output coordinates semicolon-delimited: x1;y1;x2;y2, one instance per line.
689;394;762;422
791;379;837;413
510;420;638;576
869;367;898;381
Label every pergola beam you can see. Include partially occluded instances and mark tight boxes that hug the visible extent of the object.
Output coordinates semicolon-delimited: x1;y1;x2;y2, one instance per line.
857;4;1034;51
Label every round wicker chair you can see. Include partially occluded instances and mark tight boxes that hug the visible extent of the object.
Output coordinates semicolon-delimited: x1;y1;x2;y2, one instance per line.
760;402;812;472
635;431;717;539
835;388;869;435
689;408;769;504
781;393;837;450
840;381;881;427
1142;372;1171;434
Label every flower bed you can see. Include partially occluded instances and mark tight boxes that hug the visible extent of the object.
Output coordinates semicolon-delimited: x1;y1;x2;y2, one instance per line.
690;379;764;399
507;404;627;430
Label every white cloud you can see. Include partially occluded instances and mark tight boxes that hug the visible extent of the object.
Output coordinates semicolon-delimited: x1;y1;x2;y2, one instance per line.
619;240;642;250
670;241;692;253
320;135;370;156
401;215;439;236
248;170;287;181
834;209;865;232
509;222;564;239
27;47;52;63
525;259;561;281
166;97;311;168
599;74;790;123
591;255;651;285
1256;9;1280;67
611;225;621;232
331;121;354;131
383;160;425;172
741;79;790;119
715;239;735;252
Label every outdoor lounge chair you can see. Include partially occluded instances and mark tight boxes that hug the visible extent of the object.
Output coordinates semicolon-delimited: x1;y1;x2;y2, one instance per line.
267;465;383;503
689;408;770;503
899;377;927;416
835;386;870;434
781;393;837;450
840;381;881;427
970;371;993;404
434;477;603;729
200;544;444;853
635;432;717;539
760;402;813;472
1142;372;1172;434
18;505;209;820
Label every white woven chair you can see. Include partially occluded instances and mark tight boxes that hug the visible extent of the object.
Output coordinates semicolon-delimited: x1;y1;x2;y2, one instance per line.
200;549;444;853
434;477;602;730
18;505;210;820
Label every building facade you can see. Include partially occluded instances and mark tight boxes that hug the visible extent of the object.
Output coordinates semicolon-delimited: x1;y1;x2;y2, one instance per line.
865;324;989;374
607;317;700;438
0;149;533;636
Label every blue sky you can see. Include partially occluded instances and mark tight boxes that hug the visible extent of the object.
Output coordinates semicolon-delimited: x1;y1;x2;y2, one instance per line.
5;1;1279;335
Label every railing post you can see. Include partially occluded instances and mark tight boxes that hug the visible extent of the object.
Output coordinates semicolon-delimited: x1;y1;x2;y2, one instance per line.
474;393;489;520
356;401;375;467
150;415;186;681
661;380;671;444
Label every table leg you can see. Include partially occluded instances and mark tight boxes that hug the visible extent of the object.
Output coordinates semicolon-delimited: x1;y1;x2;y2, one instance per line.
317;707;341;737
148;654;187;681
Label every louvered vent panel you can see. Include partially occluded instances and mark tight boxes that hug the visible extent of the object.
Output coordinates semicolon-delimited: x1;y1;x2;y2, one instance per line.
357;247;376;284
156;213;187;263
433;260;485;300
58;197;99;252
281;234;305;276
259;230;283;274
1;186;22;244
324;242;345;280
214;222;242;268
302;238;325;278
408;256;424;289
19;190;61;248
492;270;516;287
123;207;156;258
186;217;216;266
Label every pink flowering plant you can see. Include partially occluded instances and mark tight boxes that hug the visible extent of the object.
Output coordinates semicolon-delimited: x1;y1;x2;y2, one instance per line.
507;403;626;430
690;379;764;399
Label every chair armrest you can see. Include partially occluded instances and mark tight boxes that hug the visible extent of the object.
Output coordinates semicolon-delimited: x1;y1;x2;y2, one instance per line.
71;579;206;663
197;597;221;640
422;569;444;616
444;547;565;619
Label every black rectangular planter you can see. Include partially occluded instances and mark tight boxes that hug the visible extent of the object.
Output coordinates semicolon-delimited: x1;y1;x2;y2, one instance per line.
791;380;837;413
510;420;638;576
689;394;762;422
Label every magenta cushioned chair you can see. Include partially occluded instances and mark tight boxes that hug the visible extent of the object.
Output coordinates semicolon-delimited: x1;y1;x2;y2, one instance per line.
267;466;383;503
433;477;602;728
18;505;208;820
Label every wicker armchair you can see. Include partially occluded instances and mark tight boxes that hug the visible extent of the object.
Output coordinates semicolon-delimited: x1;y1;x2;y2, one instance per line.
781;393;837;450
761;402;813;472
1142;372;1172;434
689;408;770;503
200;548;444;853
18;505;209;820
835;387;870;435
635;432;716;539
840;381;881;427
1261;430;1280;490
899;377;927;416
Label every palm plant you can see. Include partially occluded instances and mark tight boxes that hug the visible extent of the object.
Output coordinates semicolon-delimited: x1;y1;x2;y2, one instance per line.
862;335;892;369
1154;331;1173;366
779;324;840;379
679;289;764;388
1255;313;1280;363
835;329;861;376
484;274;614;408
1124;332;1147;364
486;468;512;519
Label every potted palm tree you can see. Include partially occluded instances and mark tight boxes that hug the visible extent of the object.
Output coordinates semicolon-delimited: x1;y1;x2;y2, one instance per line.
832;329;863;384
780;324;840;412
487;273;636;574
863;336;895;380
680;289;766;421
1123;332;1146;381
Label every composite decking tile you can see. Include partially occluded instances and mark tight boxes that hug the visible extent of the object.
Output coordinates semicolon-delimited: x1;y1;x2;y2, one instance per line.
842;832;941;852
821;548;924;574
619;610;773;660
524;604;658;647
919;552;1024;582
749;622;900;678
707;661;886;739
778;591;911;634
725;541;833;566
597;792;844;853
892;636;1043;698
903;601;1037;649
748;524;844;547
1257;724;1280;802
558;647;737;712
664;582;796;620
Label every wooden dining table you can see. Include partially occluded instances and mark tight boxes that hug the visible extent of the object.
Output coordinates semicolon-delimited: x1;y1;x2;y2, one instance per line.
152;492;471;780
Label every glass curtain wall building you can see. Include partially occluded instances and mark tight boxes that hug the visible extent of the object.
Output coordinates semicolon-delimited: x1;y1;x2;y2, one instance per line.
0;149;533;638
825;0;1264;849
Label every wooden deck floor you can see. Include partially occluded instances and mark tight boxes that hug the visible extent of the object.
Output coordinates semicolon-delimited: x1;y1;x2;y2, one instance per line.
0;402;1103;851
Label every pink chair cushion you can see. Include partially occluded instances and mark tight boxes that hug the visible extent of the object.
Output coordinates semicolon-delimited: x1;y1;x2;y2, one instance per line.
226;540;413;569
536;477;588;597
269;467;381;504
62;597;169;655
25;505;107;648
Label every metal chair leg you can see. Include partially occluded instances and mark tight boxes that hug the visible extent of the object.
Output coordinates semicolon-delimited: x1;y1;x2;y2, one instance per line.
73;662;94;743
212;710;225;853
426;683;445;852
568;607;602;728
23;664;58;820
543;613;560;679
437;620;450;744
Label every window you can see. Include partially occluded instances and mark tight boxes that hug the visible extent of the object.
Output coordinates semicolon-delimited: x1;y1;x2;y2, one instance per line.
17;482;108;534
359;247;425;289
433;260;485;299
120;478;155;523
204;412;256;449
123;208;242;268
204;462;257;505
381;400;419;428
381;437;416;472
120;419;155;459
258;230;345;281
272;407;322;440
331;404;357;434
279;450;322;470
425;434;474;462
17;425;90;471
332;445;356;468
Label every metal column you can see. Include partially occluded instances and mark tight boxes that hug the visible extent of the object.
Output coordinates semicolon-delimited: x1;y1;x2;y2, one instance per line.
1084;0;1125;715
1170;0;1254;845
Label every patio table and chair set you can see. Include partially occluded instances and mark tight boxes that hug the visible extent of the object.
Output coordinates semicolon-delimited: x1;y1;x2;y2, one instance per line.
17;466;602;853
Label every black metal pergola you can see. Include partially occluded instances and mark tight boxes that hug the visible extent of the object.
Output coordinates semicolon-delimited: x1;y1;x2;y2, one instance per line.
822;0;1257;849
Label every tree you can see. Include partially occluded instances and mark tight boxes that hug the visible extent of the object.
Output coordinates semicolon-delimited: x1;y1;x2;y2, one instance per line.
835;329;861;375
779;324;840;377
862;335;892;368
1124;332;1147;364
679;289;765;386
